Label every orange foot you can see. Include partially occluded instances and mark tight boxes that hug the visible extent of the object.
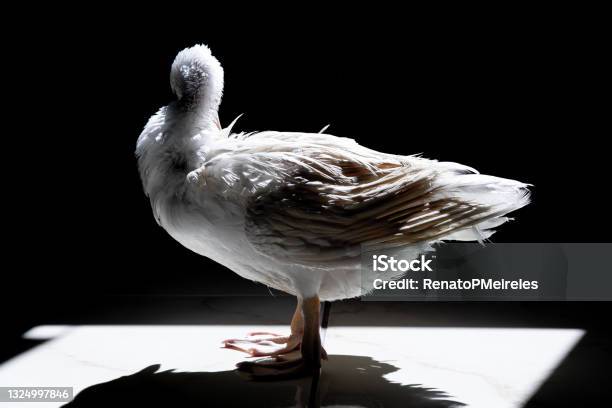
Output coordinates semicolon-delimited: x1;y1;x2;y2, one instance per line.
223;331;301;357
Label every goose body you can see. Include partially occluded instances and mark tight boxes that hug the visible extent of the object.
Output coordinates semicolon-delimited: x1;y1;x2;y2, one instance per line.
136;44;530;375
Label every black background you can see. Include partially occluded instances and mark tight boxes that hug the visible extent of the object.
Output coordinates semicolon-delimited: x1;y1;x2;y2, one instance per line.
9;13;608;296
4;6;610;378
2;8;610;405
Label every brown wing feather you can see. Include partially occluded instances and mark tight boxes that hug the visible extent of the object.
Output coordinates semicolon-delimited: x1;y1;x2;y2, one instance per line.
245;154;489;264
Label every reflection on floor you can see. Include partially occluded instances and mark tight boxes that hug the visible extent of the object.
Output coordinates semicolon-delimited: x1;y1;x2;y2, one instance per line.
0;304;584;408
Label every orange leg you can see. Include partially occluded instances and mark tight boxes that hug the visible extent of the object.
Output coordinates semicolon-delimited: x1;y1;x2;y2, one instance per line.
223;299;304;357
235;296;324;378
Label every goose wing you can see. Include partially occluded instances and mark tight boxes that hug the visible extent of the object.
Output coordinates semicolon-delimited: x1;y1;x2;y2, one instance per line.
199;131;528;265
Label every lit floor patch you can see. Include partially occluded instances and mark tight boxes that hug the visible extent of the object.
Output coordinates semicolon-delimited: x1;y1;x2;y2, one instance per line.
0;325;583;407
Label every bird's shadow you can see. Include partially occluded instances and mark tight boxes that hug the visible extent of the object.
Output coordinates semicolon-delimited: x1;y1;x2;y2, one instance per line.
63;355;464;408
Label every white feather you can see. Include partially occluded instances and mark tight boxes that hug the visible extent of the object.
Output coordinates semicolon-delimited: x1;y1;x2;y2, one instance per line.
136;45;531;301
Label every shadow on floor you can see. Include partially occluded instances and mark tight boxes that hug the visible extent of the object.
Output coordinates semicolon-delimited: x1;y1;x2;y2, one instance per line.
63;355;464;408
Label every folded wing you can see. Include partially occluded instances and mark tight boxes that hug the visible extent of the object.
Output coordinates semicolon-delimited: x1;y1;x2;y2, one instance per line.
200;132;530;265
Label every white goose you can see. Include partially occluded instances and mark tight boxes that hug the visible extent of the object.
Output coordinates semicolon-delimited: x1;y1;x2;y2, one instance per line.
136;44;530;377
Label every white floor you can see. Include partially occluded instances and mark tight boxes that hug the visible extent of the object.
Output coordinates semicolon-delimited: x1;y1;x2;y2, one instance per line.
0;323;583;407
